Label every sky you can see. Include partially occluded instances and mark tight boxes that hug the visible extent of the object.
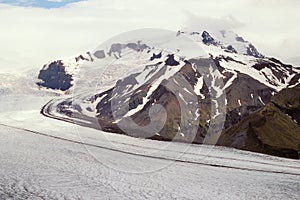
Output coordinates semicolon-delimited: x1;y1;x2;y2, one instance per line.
0;0;299;72
0;0;82;8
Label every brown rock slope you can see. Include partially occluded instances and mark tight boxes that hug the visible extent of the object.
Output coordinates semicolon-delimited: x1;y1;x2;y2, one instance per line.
218;86;300;158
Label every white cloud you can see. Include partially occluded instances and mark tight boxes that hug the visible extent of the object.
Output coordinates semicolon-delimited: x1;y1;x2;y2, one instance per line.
182;14;245;32
0;0;299;73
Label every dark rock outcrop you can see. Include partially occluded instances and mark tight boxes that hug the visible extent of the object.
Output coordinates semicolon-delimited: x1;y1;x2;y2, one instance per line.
93;50;106;59
75;55;88;62
224;45;237;53
202;31;215;45
37;61;72;91
246;43;264;58
150;52;162;61
165;54;179;66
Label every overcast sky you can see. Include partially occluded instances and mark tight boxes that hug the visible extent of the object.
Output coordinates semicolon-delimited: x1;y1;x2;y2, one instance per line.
0;0;299;72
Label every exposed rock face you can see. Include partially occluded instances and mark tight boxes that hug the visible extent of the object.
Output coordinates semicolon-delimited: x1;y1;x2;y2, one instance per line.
247;43;264;58
165;54;180;66
75;55;89;62
107;41;150;58
224;45;237;53
57;59;211;143
218;87;300;159
201;31;218;45
150;52;162;61
235;36;246;42
223;73;275;128
37;61;73;91
52;55;290;144
93;50;105;59
252;58;297;87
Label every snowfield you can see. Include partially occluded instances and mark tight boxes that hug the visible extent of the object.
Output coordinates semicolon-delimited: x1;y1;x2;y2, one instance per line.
0;94;299;199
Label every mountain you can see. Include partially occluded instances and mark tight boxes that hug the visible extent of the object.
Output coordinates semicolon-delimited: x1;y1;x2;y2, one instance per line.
37;29;300;158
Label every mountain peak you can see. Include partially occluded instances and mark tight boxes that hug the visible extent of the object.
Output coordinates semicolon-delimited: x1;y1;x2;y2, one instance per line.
181;29;264;58
215;30;264;58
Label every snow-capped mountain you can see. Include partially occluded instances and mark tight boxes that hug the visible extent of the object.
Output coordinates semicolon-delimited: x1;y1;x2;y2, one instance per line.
37;29;300;158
